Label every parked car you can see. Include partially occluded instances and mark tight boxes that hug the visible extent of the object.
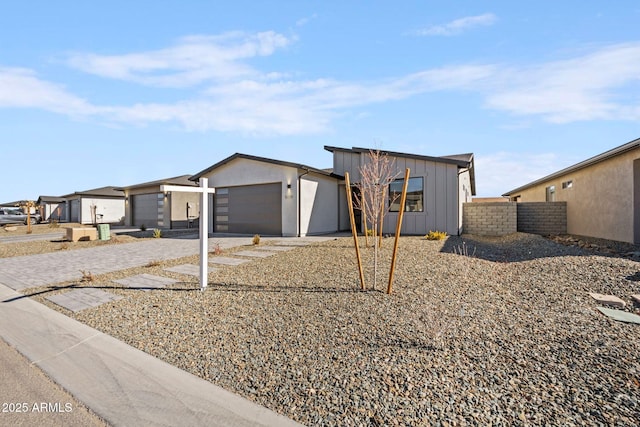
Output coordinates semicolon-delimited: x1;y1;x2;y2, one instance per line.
0;208;42;225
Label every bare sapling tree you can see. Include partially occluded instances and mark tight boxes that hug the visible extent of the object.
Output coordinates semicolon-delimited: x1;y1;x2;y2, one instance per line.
352;150;401;290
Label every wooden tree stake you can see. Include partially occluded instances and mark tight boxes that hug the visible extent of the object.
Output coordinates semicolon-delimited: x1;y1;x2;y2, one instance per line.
388;168;410;294
345;172;366;290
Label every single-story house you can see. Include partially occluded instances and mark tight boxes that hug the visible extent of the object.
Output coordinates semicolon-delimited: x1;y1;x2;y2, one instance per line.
190;153;343;236
502;137;640;244
37;196;67;222
116;175;200;229
325;146;475;236
189;146;475;237
61;186;125;225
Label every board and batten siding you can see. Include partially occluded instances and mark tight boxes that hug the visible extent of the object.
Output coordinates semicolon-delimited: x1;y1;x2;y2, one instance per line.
333;150;464;236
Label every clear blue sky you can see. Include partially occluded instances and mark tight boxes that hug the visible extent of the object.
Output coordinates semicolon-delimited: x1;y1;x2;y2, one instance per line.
1;1;639;201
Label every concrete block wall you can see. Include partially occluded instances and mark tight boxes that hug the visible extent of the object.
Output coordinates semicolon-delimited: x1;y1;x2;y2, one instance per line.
517;202;567;235
462;202;517;236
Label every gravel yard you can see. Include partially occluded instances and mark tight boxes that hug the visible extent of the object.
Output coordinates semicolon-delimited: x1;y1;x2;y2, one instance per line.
24;234;640;425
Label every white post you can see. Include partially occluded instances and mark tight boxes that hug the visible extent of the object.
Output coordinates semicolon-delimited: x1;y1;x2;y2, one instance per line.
160;181;215;291
199;177;209;291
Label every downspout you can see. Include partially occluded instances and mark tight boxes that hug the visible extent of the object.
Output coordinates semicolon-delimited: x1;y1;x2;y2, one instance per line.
297;168;310;237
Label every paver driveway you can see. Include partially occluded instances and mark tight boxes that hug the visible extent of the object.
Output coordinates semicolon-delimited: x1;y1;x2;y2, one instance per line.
0;236;253;291
0;235;337;291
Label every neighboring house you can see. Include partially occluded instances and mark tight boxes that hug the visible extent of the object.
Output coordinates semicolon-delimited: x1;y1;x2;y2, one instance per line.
61;186;125;225
502;137;640;244
116;175;200;229
325;146;476;236
37;196;67;222
189;147;475;237
190;153;343;236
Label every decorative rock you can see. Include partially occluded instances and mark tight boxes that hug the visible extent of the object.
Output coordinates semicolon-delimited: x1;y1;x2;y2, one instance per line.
588;292;626;308
631;295;640;305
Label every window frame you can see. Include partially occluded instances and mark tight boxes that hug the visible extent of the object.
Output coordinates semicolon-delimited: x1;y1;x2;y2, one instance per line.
389;176;424;212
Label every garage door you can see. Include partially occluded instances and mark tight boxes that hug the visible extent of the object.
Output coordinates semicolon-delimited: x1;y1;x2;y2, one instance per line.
132;193;163;228
70;200;80;223
215;183;281;235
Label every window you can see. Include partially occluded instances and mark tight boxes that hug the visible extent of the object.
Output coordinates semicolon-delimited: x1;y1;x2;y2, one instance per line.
546;185;556;201
389;177;424;212
562;180;573;189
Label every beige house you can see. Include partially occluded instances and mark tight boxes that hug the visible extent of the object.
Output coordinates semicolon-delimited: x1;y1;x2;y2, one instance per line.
503;137;640;243
190;154;343;236
117;175;200;229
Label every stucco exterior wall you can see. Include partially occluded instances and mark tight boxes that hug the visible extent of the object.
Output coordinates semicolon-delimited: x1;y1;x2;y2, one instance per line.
80;198;125;225
299;174;339;235
508;148;640;243
202;158;297;236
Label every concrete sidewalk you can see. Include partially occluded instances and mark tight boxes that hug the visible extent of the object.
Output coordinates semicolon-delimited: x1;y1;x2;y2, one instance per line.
0;282;302;426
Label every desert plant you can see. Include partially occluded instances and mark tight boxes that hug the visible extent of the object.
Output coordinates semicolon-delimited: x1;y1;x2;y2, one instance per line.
152;228;162;238
252;234;261;245
140;224;147;232
80;270;95;282
453;241;476;257
48;219;60;228
210;242;223;255
145;259;163;267
425;230;447;241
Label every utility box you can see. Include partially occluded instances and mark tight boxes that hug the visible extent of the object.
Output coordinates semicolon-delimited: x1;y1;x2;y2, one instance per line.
97;224;111;241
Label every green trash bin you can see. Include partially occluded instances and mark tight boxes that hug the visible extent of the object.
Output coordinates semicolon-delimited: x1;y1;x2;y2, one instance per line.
97;224;111;241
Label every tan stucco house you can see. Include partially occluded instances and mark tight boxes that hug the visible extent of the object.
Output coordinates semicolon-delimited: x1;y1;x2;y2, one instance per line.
191;153;343;236
61;186;125;225
503;137;640;244
116;175;200;229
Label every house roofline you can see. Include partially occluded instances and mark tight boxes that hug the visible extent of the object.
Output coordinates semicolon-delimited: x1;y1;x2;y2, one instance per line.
502;137;640;196
190;153;343;182
114;174;197;191
324;145;476;195
61;186;124;199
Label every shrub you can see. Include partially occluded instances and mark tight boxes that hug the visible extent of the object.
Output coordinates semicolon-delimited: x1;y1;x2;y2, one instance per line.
252;234;261;245
80;270;95;282
425;230;447;241
140;224;147;231
210;242;222;255
152;228;162;238
146;259;163;267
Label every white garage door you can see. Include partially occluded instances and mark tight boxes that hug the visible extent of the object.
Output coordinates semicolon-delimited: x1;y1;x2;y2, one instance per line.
132;193;163;228
215;183;281;235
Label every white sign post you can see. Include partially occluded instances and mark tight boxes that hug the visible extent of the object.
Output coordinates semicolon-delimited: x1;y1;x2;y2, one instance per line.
160;177;215;291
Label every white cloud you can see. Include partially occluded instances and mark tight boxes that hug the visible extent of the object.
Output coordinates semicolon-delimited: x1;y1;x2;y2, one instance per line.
0;67;98;116
485;43;640;122
66;31;293;88
413;13;497;36
2;32;640;136
474;151;569;196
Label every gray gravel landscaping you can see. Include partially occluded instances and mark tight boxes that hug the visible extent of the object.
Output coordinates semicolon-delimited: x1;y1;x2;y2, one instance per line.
29;233;640;426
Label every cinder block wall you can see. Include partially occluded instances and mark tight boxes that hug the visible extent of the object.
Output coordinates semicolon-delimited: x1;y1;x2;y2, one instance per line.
462;202;517;236
517;202;567;235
